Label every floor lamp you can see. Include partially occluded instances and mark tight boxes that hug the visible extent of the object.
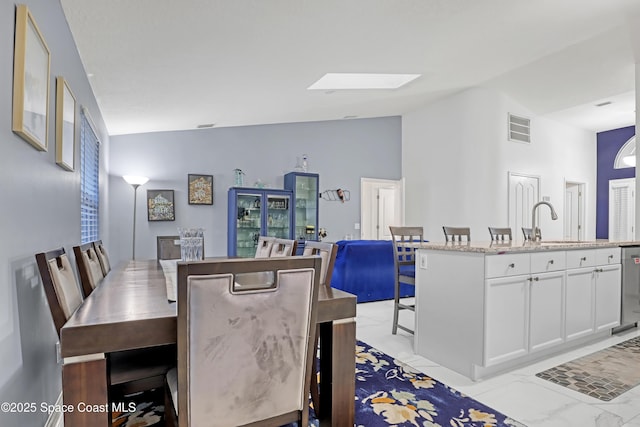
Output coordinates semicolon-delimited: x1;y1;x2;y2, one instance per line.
123;175;149;260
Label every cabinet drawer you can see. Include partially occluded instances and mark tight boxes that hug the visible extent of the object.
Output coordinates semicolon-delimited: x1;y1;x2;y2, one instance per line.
486;253;530;278
531;251;566;273
566;249;596;269
596;247;621;265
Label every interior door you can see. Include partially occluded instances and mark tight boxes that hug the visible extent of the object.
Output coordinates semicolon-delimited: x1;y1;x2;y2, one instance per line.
564;182;584;240
508;173;540;239
360;178;404;240
377;188;396;239
609;178;635;241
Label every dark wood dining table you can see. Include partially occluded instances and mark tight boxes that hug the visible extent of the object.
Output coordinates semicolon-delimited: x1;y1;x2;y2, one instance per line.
60;259;356;426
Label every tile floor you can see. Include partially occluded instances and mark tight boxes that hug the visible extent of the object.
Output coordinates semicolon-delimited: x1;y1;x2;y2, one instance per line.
356;299;640;427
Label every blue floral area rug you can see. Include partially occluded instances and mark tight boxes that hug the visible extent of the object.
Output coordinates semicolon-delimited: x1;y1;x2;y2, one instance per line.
112;340;525;427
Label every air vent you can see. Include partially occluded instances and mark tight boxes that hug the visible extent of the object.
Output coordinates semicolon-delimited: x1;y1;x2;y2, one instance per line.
595;101;612;107
196;123;215;129
508;113;531;144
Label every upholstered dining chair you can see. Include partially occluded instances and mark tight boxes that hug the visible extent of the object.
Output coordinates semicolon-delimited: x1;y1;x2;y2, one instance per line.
93;240;111;276
488;227;512;242
36;248;175;398
73;243;105;298
254;235;276;258
301;240;338;415
269;238;298;257
157;235;182;261
164;256;321;427
389;226;423;335
442;226;471;242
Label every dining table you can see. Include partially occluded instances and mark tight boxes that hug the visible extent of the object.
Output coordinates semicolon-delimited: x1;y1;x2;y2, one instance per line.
59;259;356;427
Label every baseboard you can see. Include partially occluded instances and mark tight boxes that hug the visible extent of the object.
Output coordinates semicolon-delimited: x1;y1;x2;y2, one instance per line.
44;392;63;427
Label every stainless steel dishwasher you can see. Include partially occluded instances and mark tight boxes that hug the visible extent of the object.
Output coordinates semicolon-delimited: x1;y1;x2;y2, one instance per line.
616;245;640;332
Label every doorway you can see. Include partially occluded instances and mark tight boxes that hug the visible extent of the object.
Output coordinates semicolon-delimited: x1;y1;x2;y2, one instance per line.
361;178;404;240
564;181;585;240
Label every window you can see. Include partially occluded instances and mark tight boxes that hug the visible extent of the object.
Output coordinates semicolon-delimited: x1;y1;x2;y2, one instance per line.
80;110;100;243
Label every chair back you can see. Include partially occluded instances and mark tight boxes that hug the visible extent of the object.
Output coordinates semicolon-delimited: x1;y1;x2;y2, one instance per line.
93;240;111;275
522;227;536;241
73;243;105;297
157;235;181;260
389;226;423;269
35;248;83;337
270;238;297;257
442;226;471;242
254;235;275;258
488;227;512;242
176;257;321;426
302;241;338;286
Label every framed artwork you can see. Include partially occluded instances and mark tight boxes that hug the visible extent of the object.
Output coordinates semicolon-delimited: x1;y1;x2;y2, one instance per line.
147;190;175;221
188;174;213;205
12;4;51;151
55;77;76;171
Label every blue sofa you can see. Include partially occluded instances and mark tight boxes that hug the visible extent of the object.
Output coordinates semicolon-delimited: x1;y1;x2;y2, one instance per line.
329;240;415;303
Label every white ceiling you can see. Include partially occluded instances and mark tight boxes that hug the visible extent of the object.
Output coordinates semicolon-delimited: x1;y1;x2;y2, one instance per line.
60;0;640;136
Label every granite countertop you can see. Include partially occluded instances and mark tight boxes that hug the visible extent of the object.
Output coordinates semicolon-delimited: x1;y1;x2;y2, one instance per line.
410;240;640;254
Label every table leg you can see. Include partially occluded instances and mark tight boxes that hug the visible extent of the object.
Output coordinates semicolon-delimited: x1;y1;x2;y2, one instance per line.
62;358;109;426
318;319;355;427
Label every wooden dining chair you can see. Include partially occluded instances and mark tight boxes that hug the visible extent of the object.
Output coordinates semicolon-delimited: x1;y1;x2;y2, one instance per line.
73;242;105;298
157;235;182;260
36;248;175;399
165;256;321;427
488;227;512;242
389;226;423;335
269;238;298;257
254;235;276;258
442;226;471;242
93;240;111;276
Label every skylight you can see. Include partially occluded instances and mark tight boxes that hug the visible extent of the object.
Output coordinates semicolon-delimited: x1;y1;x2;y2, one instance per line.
308;73;421;90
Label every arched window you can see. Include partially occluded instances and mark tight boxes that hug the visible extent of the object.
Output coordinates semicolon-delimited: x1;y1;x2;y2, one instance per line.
614;136;636;169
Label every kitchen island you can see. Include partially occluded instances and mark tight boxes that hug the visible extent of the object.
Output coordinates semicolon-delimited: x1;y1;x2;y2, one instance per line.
414;240;631;380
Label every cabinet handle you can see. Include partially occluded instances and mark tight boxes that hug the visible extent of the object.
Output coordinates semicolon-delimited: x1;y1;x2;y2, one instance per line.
533;276;539;281
608;255;614;260
508;263;515;268
581;257;587;261
548;260;554;264
595;268;603;273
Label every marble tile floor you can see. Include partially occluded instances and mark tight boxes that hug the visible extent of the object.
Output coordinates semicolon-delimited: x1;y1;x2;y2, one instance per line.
356;299;640;427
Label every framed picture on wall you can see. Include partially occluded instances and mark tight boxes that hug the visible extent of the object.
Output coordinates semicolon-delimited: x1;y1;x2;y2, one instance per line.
12;4;51;151
55;77;76;171
147;189;175;221
188;174;213;205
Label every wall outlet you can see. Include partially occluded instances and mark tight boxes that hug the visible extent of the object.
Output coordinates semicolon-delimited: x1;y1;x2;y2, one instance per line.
419;253;427;269
354;223;360;230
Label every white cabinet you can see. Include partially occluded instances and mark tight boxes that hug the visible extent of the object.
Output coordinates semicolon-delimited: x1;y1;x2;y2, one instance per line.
595;264;622;332
565;267;595;341
485;275;529;366
529;271;565;352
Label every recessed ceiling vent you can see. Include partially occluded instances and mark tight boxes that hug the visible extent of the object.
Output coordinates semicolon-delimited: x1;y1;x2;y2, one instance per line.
508;113;531;144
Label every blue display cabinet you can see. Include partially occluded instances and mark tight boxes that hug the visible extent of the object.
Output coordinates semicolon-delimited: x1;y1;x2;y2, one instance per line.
227;187;293;257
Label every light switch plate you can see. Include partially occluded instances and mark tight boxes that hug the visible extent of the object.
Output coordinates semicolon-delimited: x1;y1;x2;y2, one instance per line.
419;253;427;269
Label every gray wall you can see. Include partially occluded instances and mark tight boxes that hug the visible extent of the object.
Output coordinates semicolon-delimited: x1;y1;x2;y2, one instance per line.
0;0;109;425
109;117;401;265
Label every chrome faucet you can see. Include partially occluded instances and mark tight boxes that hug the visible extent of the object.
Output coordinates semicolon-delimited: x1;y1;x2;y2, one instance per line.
531;201;558;242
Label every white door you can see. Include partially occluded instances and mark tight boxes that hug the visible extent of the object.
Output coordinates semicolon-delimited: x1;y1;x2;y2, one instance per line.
564;182;584;240
361;178;404;240
508;173;540;239
609;178;635;241
594;264;622;332
565;267;595;341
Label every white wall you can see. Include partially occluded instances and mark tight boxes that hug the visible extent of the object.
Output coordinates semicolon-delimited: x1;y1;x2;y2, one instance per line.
0;1;110;426
402;87;596;241
108;117;402;266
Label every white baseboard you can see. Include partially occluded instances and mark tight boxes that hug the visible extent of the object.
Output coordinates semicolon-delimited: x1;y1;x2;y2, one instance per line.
44;392;63;427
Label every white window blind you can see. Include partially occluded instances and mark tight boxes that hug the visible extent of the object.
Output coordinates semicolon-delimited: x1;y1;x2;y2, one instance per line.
80;110;100;244
608;179;635;241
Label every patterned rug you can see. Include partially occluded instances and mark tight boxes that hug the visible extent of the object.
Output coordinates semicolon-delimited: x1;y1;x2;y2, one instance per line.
114;340;524;426
536;335;640;401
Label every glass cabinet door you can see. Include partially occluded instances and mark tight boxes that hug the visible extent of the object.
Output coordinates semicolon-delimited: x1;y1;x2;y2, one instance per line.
236;192;262;258
265;194;291;239
293;175;318;240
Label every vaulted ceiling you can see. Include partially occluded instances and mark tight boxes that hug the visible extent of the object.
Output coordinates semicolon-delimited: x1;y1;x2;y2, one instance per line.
60;0;640;135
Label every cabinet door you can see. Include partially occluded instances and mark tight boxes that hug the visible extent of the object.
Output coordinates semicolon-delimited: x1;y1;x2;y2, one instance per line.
265;193;291;239
485;275;529;366
565;267;595;341
529;271;565;352
595;264;621;332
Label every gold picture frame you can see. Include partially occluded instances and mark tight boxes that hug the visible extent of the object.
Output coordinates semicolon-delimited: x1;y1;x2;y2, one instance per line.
12;4;51;151
55;77;76;171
